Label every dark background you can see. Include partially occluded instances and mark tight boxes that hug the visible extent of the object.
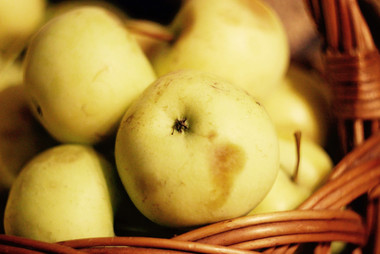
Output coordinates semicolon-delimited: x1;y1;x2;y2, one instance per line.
49;0;182;24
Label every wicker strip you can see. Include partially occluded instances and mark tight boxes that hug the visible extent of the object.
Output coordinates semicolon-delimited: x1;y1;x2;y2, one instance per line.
300;159;380;209
328;131;380;179
0;234;84;254
80;247;194;254
190;218;365;247
229;232;365;251
172;210;366;253
0;244;45;254
306;0;380;153
173;210;362;242
325;51;380;119
59;237;258;254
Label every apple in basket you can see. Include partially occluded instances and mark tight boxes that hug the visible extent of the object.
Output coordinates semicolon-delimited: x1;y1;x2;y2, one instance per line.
114;69;280;228
0;0;46;59
0;62;54;192
3;144;122;242
278;133;333;191
249;132;333;214
23;5;156;145
259;64;332;146
149;0;290;101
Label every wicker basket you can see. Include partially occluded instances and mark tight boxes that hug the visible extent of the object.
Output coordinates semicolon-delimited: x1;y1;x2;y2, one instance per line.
1;0;380;253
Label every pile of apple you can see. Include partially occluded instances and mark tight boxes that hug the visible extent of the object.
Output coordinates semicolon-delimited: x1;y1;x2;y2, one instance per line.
0;0;334;244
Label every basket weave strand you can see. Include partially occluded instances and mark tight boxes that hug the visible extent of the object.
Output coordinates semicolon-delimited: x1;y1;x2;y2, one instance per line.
306;0;380;153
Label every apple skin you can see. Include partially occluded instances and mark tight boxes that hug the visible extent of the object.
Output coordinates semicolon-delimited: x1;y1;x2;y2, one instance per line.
3;144;121;242
0;58;23;90
0;59;55;192
0;0;46;54
0;85;54;192
0;60;54;234
261;64;332;146
278;135;333;191
115;70;279;228
248;134;333;214
23;6;156;145
248;169;311;214
150;0;290;101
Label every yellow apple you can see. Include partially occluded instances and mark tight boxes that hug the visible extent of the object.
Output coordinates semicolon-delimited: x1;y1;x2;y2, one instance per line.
0;85;54;192
115;69;279;228
0;59;54;192
278;134;333;191
0;58;22;90
3;144;121;242
0;57;22;90
249;132;333;214
248;169;311;214
0;0;46;66
23;6;156;144
150;0;290;101
261;64;332;146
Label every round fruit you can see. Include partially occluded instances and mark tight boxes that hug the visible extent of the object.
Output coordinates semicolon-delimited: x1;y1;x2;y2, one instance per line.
115;70;279;228
24;6;156;144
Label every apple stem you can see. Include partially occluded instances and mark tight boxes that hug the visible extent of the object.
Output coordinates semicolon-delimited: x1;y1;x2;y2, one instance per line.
126;19;174;42
291;131;302;183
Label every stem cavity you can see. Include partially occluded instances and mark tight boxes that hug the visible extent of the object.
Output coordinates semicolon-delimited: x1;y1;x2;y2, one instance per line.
172;118;188;134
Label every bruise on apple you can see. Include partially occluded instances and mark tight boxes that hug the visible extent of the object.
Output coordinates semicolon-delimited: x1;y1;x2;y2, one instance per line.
134;171;162;204
209;142;246;208
132;169;169;222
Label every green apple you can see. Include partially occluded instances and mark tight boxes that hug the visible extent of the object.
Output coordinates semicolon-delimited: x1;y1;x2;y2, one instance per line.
150;0;289;101
248;169;311;214
261;64;332;146
115;69;279;228
3;144;121;242
0;0;46;67
23;6;156;145
278;134;333;191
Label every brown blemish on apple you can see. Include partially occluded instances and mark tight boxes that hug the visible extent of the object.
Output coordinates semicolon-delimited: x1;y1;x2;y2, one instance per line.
134;174;152;203
209;142;246;208
209;82;223;91
153;79;172;103
122;113;135;126
134;172;165;204
207;131;218;141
